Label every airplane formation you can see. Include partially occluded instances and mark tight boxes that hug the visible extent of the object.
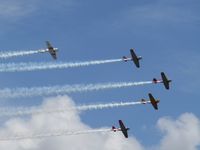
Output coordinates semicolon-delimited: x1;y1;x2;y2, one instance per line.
0;42;171;140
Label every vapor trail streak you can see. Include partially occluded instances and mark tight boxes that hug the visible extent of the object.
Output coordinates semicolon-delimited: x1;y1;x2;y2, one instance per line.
0;58;123;72
0;49;48;59
0;81;153;99
0;128;112;141
0;101;148;117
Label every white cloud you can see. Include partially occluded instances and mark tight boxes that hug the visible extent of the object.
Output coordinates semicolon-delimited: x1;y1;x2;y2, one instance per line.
157;113;200;150
0;96;199;150
0;96;144;150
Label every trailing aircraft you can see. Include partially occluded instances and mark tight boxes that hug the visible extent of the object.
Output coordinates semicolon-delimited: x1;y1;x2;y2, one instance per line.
141;93;160;110
153;72;172;90
123;49;142;68
112;120;130;138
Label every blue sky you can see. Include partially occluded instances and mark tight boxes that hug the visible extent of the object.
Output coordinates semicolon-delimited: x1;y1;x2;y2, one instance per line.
0;0;200;148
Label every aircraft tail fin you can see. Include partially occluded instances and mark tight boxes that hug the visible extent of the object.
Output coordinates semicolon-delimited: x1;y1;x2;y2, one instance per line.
152;78;157;83
112;126;116;131
122;56;128;62
141;99;146;104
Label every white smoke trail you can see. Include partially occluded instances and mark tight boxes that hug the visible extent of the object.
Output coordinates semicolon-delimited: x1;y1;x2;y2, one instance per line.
0;101;149;117
0;49;48;59
0;128;112;141
0;81;153;99
0;58;123;72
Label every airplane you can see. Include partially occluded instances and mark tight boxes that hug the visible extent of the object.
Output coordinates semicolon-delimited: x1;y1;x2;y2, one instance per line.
46;41;58;60
141;93;160;110
152;72;172;90
112;120;130;138
122;48;142;68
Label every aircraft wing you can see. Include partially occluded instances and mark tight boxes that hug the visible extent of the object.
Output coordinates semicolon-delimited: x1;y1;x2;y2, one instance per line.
46;41;53;49
130;49;140;68
50;51;57;60
119;120;128;138
149;93;158;110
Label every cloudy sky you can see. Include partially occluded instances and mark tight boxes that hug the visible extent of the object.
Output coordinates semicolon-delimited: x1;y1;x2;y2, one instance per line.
0;0;200;149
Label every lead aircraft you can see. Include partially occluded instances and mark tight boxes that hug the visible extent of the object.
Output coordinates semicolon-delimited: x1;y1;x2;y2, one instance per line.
46;41;58;60
112;120;130;138
141;93;160;110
